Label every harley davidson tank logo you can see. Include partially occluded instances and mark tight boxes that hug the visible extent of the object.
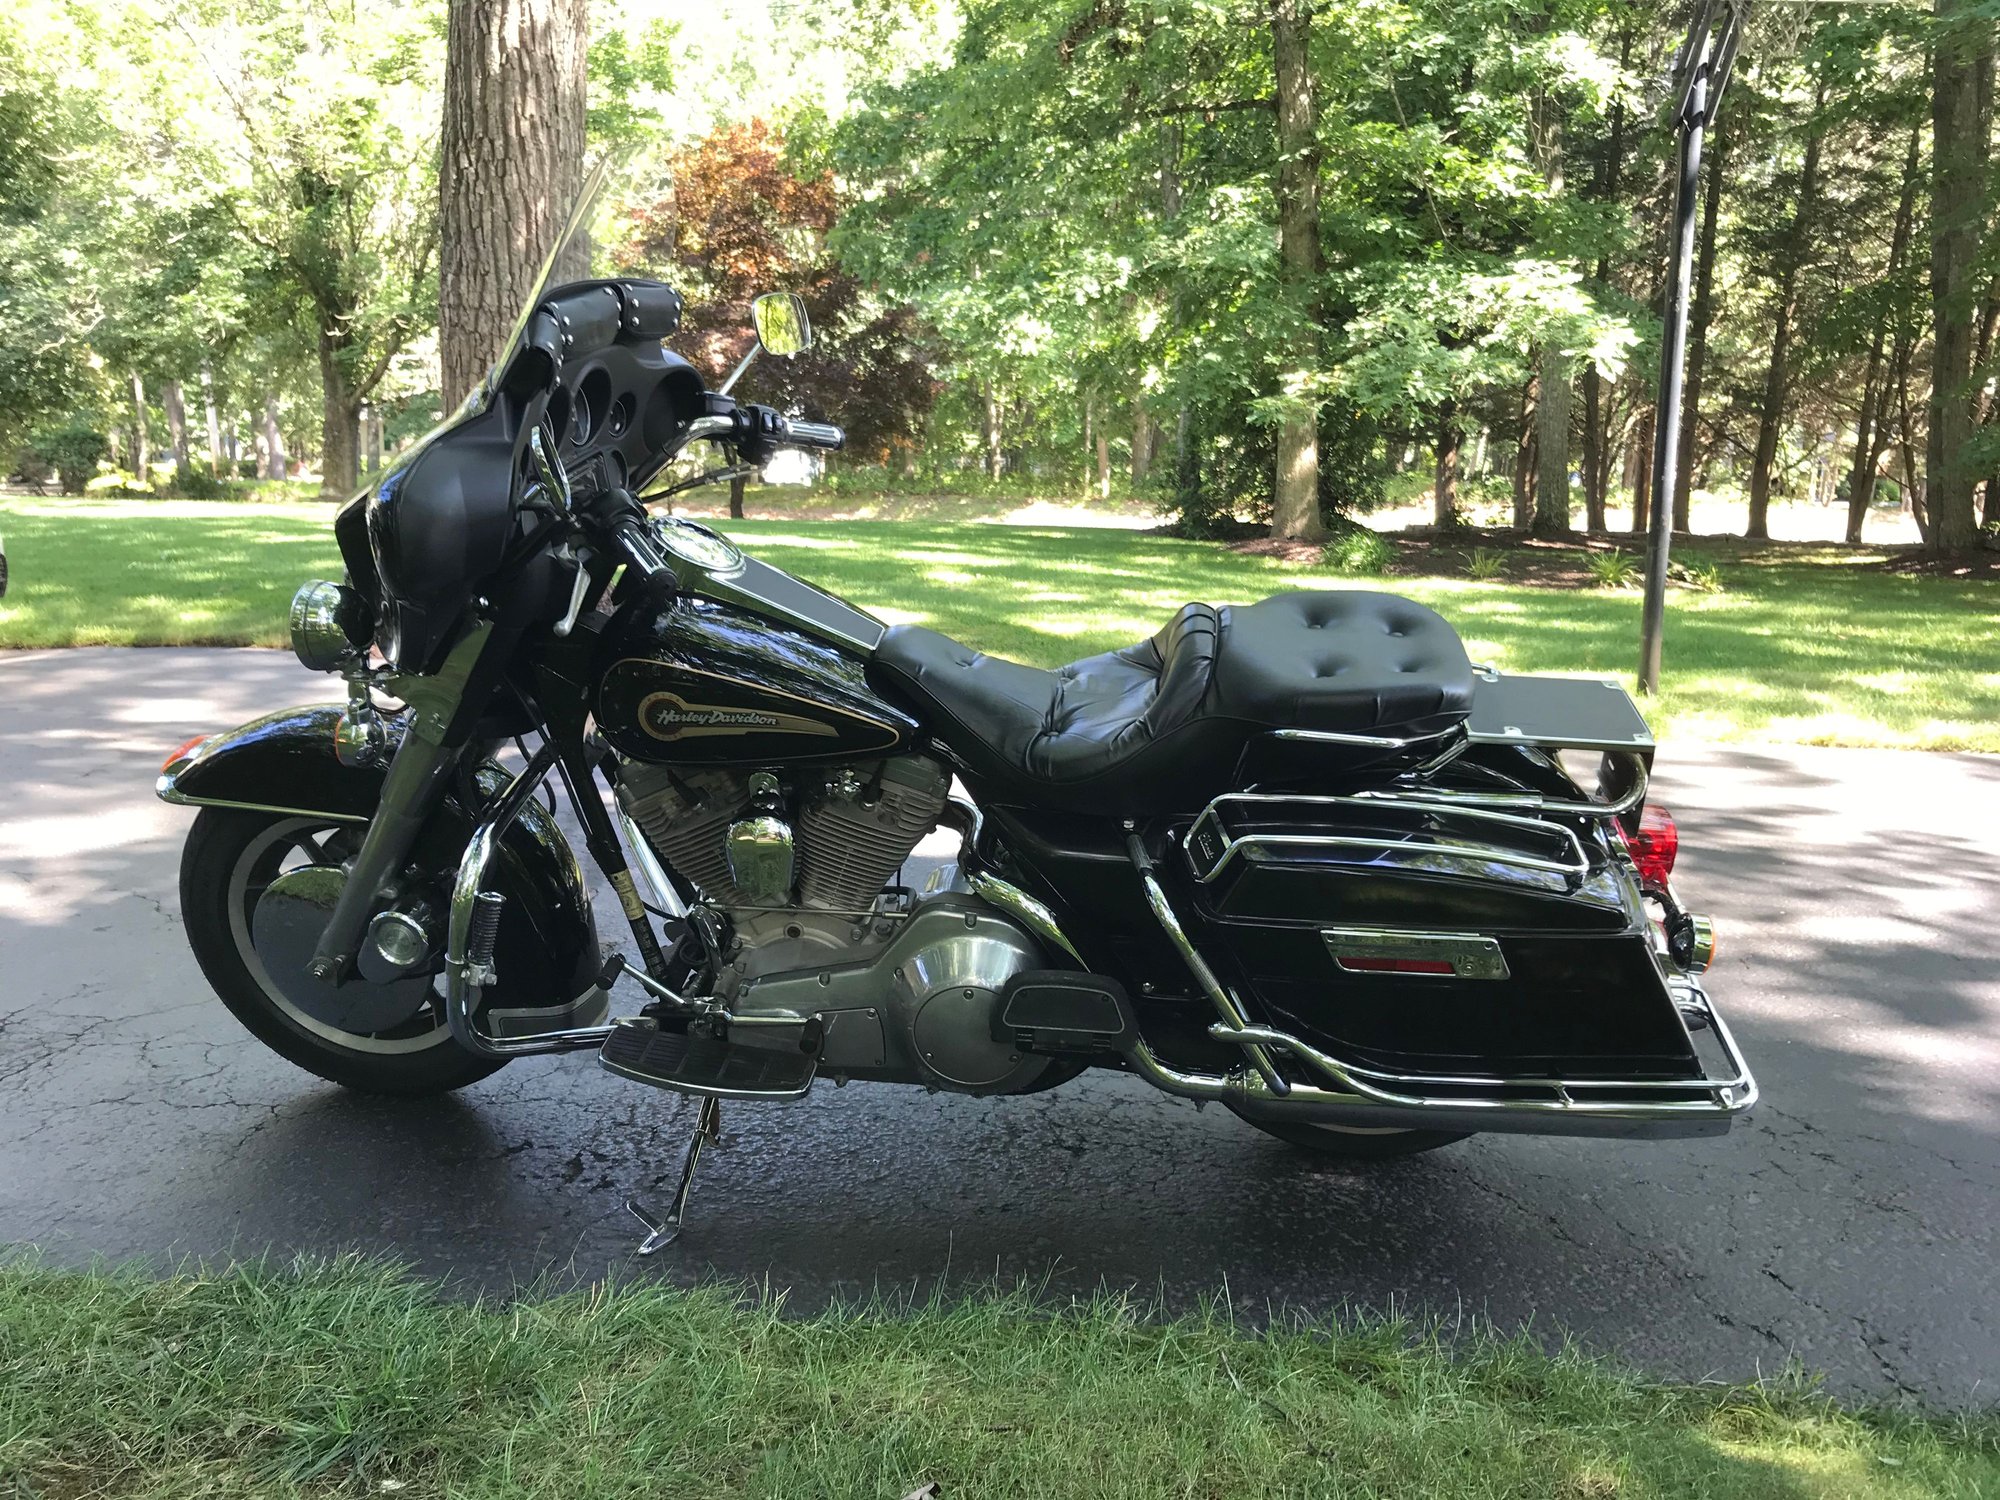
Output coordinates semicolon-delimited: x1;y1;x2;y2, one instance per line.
636;690;839;742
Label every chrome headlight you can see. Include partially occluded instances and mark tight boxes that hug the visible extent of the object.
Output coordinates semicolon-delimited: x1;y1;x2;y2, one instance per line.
289;580;361;671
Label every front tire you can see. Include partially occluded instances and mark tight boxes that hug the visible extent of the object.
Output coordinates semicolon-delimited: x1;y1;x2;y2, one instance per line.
180;807;507;1096
1229;1108;1469;1159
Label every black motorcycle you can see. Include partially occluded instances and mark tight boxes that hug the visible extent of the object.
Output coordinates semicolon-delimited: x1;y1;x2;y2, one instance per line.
158;173;1754;1250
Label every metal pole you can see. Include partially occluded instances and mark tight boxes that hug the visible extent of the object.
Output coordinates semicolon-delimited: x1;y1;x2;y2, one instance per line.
1638;70;1707;696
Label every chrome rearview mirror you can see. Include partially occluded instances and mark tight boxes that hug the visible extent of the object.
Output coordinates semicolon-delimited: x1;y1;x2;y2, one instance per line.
752;292;811;357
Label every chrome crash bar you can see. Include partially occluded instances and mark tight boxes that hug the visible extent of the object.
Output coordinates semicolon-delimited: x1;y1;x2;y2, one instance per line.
1122;977;1757;1138
443;743;711;1058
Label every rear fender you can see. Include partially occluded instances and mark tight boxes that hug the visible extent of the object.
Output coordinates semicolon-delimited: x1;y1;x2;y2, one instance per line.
159;704;601;1006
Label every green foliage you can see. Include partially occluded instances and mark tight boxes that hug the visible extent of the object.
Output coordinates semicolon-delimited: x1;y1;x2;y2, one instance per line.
1465;546;1506;581
585;18;677;149
1587;548;1638;589
165;462;229;500
1324;528;1396;576
17;417;107;494
1672;558;1726;593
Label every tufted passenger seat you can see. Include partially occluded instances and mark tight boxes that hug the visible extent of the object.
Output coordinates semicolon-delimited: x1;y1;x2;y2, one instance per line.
870;590;1473;815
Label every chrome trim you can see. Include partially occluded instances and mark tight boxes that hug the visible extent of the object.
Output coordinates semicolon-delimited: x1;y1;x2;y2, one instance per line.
966;871;1085;967
446;744;624;1059
1269;725;1459;751
1320;927;1510;980
1120;977;1756;1135
1356;752;1652;821
1184;792;1592;886
1683;913;1716;973
618;809;687;920
155;772;370;824
288;580;356;672
1126;833;1290;1098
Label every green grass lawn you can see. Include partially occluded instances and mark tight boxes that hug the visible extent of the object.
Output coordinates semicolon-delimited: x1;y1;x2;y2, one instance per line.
3;497;1995;750
2;1259;1992;1499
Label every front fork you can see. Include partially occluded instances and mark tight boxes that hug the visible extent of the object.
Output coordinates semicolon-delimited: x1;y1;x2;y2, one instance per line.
304;622;502;981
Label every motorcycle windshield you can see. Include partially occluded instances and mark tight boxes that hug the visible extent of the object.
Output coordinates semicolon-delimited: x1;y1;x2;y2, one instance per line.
464;153;621;417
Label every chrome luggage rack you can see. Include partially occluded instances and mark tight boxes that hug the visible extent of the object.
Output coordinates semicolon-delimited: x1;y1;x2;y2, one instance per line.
1184;791;1597;888
1259;667;1657;823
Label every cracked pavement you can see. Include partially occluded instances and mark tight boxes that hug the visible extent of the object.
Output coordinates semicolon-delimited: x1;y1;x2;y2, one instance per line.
1;647;1995;1406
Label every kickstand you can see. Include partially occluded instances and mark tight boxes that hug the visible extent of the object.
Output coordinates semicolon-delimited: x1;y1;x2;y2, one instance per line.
626;1094;723;1255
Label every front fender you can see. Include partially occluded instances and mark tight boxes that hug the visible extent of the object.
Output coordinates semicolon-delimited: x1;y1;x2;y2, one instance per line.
159;704;601;1009
159;705;382;821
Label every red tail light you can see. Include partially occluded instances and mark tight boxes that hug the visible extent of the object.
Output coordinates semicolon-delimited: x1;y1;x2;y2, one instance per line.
161;733;209;772
1335;955;1457;976
1625;804;1679;890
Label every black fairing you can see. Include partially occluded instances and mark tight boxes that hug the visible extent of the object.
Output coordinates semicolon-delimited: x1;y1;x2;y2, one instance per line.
595;596;917;765
164;706;600;1008
361;277;703;672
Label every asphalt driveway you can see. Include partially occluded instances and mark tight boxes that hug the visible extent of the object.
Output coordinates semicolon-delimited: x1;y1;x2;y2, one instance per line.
1;647;1994;1405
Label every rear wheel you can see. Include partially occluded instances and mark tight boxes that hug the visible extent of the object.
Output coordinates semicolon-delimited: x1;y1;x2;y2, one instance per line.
179;807;507;1096
1229;1108;1469;1159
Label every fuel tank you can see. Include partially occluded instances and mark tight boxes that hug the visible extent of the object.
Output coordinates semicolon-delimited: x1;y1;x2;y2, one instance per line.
595;595;918;765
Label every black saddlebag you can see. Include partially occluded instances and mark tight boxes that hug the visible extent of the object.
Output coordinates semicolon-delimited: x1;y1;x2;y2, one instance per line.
1181;793;1703;1081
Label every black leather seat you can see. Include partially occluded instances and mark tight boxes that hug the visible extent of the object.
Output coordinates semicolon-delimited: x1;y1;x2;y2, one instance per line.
871;590;1473;815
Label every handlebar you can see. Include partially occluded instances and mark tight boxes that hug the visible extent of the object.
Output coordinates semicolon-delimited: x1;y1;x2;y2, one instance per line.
772;416;844;452
608;516;673;587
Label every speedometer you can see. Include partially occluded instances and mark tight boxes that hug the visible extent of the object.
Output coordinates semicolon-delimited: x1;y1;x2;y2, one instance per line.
655;516;744;574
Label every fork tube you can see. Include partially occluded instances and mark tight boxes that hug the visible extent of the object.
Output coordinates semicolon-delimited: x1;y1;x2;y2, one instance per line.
305;733;458;980
555;745;671;981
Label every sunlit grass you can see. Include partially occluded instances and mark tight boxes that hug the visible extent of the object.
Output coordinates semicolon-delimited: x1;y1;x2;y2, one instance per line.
0;1257;1992;1499
2;499;1994;750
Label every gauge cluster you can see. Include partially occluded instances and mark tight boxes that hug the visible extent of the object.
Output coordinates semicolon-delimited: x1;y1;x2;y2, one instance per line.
543;332;705;497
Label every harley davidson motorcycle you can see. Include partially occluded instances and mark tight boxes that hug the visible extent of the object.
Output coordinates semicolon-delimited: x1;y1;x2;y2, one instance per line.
157;168;1755;1250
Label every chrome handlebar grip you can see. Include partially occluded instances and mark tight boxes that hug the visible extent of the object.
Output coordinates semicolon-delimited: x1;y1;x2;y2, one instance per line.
776;417;844;451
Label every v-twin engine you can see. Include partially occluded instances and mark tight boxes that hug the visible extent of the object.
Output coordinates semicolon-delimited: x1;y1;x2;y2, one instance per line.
615;753;952;922
614;753;1065;1094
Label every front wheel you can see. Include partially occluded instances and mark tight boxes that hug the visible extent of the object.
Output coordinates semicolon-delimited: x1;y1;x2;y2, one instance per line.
179;807;507;1096
1228;1107;1469;1159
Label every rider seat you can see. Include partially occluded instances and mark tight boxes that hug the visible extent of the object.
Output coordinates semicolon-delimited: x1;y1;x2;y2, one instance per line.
871;590;1473;815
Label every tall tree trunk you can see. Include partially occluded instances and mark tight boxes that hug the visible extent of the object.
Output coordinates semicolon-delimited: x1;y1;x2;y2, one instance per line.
1978;283;2000;529
1095;404;1111;499
1629;409;1655;536
1747;87;1827;540
200;364;223;469
1131;395;1153;485
1434;399;1461;528
1845;127;1923;544
1926;0;1995;551
981;382;1004;479
262;396;288;481
439;0;589;411
163;380;191;475
1579;24;1632;535
1674;124;1729;533
1512;379;1537;529
1534;352;1571;536
729;473;746;519
1267;0;1326;542
129;372;150;481
1844;337;1890;545
317;330;361;498
1581;370;1605;531
1530;79;1570;538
